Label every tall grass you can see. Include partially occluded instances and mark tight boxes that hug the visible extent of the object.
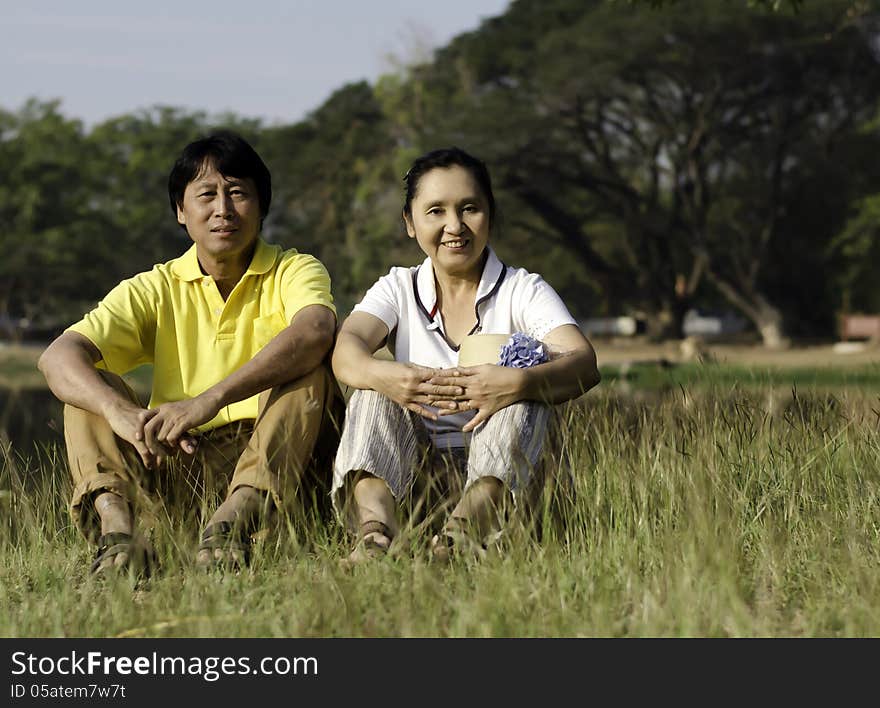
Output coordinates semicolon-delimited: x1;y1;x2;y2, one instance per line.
2;384;880;637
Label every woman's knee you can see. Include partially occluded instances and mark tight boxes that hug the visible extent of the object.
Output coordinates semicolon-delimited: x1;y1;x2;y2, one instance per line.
346;387;396;414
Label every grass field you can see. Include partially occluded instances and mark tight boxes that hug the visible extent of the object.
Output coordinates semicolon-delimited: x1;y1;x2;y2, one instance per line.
3;370;880;637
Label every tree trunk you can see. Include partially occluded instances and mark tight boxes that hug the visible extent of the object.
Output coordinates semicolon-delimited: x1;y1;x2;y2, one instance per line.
754;301;787;350
706;271;788;349
644;307;673;340
643;300;689;341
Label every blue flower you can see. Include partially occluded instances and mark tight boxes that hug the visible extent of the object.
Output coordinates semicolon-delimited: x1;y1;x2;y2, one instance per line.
498;332;547;368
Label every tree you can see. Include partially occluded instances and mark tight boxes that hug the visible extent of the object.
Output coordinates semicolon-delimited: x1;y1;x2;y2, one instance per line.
86;107;214;281
0;100;102;330
260;82;405;312
390;0;880;345
618;0;832;12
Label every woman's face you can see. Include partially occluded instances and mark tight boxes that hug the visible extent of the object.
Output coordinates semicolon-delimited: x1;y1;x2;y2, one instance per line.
404;165;491;278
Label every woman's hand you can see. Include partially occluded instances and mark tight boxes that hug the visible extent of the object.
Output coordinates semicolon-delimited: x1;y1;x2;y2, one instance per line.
370;360;464;420
428;365;526;432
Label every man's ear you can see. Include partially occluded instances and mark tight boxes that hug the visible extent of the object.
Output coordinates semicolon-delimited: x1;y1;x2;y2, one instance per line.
176;204;186;226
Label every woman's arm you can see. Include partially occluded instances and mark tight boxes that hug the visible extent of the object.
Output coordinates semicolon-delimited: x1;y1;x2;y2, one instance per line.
521;324;600;403
332;310;403;391
430;324;600;432
332;312;462;419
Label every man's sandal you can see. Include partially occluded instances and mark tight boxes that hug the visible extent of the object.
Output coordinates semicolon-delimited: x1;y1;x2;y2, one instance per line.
90;532;157;578
340;520;393;569
196;521;252;571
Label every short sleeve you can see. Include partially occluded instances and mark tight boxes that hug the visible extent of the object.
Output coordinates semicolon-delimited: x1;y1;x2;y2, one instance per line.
513;273;577;340
352;270;401;333
66;275;157;374
278;253;336;322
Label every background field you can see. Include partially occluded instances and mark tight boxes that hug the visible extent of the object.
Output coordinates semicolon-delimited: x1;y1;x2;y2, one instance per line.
3;343;880;637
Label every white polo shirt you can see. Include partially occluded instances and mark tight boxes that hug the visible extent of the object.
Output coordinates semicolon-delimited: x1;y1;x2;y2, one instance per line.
353;247;577;448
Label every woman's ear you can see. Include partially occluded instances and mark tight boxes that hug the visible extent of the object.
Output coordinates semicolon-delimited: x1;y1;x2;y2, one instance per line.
403;211;416;239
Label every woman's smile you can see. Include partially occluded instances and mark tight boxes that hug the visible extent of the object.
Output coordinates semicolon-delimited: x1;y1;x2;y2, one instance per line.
441;237;470;250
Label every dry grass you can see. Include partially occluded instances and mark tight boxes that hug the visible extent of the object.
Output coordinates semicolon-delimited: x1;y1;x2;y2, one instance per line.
3;381;880;637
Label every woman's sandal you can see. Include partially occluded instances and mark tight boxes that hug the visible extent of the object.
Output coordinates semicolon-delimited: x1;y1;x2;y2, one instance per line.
196;521;252;571
340;520;393;569
90;532;157;578
430;517;487;564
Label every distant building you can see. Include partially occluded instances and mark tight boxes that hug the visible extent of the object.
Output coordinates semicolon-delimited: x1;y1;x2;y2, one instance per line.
839;314;880;342
581;309;749;339
682;309;748;338
581;316;645;337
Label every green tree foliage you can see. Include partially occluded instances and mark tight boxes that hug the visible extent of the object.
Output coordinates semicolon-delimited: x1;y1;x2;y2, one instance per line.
2;0;880;345
829;114;880;315
259;82;404;313
0;100;101;329
618;0;806;10
86;108;210;280
389;0;880;344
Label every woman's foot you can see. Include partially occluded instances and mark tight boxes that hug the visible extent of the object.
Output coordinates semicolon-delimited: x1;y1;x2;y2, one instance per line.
339;473;398;569
432;477;507;563
340;520;393;569
430;516;486;563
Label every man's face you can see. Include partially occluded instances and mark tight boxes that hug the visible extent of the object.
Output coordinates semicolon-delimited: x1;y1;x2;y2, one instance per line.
176;160;262;262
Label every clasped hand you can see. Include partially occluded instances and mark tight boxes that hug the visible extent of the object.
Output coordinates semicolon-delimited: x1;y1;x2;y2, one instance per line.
105;394;219;469
373;361;465;420
426;364;525;433
376;362;525;431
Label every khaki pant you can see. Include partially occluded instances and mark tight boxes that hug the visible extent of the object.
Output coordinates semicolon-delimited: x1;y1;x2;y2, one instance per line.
65;365;344;542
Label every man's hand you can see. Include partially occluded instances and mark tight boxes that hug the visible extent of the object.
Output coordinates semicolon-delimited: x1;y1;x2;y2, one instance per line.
429;365;526;432
141;394;217;462
371;360;463;419
101;398;163;468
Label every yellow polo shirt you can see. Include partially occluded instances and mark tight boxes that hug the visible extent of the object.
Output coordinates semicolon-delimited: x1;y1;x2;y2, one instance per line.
67;239;335;431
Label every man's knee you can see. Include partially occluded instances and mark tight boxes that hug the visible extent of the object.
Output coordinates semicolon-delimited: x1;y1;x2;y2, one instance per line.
258;364;338;414
63;372;139;428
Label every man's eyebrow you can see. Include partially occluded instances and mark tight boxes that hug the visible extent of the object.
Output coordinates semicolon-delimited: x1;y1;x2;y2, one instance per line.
192;177;247;188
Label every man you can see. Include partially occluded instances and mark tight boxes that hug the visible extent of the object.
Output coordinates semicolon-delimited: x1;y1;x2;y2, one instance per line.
38;131;342;575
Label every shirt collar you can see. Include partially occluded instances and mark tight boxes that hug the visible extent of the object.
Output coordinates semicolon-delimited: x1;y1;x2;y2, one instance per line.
171;238;279;282
414;246;505;324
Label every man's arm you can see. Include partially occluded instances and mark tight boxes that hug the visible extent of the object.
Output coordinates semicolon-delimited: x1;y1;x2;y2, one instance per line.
142;304;336;452
37;331;171;467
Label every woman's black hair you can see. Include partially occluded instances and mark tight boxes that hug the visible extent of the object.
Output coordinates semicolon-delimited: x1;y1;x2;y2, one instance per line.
168;131;272;225
402;147;495;226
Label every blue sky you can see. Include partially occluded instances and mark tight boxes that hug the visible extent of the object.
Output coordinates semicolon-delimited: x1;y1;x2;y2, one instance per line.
2;0;511;126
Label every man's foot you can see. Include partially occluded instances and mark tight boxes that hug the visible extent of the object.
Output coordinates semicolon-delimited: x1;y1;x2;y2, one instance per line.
195;486;271;570
90;532;157;578
196;522;252;571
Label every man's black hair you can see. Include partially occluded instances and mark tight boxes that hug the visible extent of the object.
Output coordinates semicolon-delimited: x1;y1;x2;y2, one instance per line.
168;131;271;226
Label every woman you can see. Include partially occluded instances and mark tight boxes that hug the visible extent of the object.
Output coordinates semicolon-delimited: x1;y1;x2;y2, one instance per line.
331;147;600;563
